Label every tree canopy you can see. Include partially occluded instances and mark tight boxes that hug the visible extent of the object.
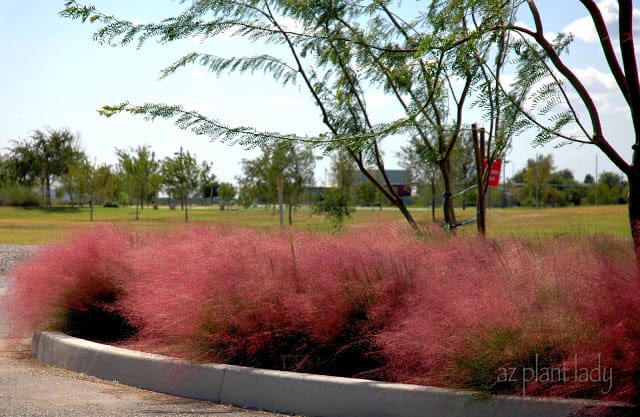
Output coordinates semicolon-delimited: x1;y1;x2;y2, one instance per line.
60;0;524;231
116;145;161;216
241;140;315;224
6;128;85;207
60;1;640;254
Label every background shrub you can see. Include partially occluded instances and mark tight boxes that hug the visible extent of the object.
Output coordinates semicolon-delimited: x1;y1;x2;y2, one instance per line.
0;185;41;207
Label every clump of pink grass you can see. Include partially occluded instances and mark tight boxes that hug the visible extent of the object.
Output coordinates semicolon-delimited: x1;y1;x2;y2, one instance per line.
377;234;640;403
5;224;139;339
5;223;639;403
120;223;418;375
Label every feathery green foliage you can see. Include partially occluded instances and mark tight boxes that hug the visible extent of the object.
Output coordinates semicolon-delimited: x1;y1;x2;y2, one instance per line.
507;34;587;147
61;1;640;241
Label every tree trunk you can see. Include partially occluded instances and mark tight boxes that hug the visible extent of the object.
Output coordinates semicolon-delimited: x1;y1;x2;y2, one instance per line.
431;198;436;223
472;125;487;235
45;175;51;207
397;199;418;230
628;168;640;269
476;182;486;235
40;180;46;207
431;178;436;223
184;194;189;222
440;159;457;228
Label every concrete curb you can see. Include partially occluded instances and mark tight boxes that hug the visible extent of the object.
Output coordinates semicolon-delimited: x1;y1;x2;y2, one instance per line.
32;331;635;417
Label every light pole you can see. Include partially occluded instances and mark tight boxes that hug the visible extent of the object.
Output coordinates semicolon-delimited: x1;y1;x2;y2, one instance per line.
502;159;510;208
595;153;599;206
277;176;284;227
175;147;188;222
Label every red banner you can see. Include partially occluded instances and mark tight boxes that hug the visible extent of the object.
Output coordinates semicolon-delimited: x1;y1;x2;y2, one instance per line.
484;158;502;188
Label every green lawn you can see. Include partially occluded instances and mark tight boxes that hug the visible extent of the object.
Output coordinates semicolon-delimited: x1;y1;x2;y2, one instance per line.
0;204;630;244
0;205;340;243
485;205;630;238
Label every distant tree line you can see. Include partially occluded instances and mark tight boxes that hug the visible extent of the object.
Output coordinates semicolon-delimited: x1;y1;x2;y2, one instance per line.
400;148;628;210
238;140;315;225
0;128;232;213
1;128;624;226
508;155;628;208
0;129;322;224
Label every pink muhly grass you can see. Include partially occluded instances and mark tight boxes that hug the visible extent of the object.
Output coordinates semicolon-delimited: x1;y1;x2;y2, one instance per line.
122;225;299;345
7;221;639;403
124;226;297;357
537;236;640;402
5;224;137;339
120;223;420;375
376;234;640;402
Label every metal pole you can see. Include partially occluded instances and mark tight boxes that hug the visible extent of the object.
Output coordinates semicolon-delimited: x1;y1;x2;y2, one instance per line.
595;153;599;206
277;177;284;227
182;147;188;222
535;153;540;209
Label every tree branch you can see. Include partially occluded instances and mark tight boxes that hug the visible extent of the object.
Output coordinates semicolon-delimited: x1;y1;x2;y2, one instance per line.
578;0;630;104
618;0;640;148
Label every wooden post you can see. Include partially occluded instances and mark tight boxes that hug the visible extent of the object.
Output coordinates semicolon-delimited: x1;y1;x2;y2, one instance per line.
471;124;486;235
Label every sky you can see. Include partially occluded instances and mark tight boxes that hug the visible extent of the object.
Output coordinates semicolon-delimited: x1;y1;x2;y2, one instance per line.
0;0;638;186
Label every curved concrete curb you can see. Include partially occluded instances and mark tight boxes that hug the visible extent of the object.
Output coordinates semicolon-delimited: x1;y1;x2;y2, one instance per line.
32;331;635;417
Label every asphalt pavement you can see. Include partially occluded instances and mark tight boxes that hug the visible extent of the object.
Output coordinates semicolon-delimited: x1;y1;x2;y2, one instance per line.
0;273;290;417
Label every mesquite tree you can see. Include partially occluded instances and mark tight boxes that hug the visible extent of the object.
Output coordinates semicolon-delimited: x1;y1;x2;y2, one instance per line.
423;0;640;246
62;0;511;232
59;1;417;230
466;0;640;261
61;1;635;244
420;1;530;232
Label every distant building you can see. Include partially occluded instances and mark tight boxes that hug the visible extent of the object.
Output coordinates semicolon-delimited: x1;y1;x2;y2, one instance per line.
357;169;412;198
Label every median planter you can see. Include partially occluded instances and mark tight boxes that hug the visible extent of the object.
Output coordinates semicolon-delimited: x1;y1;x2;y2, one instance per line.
8;225;640;405
32;331;635;417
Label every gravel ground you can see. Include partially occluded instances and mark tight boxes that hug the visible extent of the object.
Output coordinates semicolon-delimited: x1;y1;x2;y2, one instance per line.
0;244;39;274
0;244;289;417
0;245;38;299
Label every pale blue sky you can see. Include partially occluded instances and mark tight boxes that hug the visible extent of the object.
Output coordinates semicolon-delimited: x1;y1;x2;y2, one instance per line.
1;1;636;185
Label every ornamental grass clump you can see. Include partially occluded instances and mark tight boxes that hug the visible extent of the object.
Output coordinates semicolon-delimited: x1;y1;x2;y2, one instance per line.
5;224;139;341
121;223;417;377
375;234;640;402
